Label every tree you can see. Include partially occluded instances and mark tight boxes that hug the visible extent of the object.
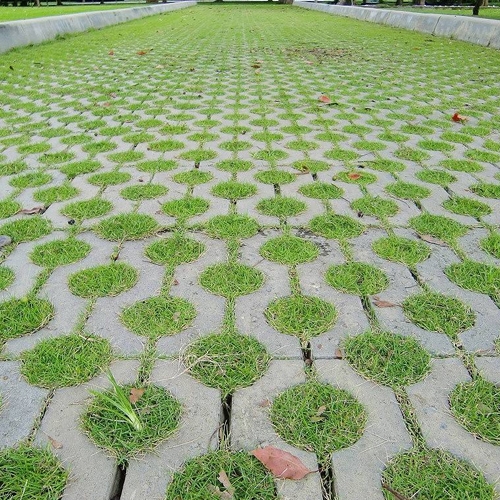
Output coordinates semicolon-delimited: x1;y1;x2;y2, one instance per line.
473;0;488;15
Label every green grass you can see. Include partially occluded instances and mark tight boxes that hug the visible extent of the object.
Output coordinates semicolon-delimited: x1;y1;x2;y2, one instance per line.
39;152;76;165
344;331;430;388
0;199;21;220
309;214;364;240
0;297;54;344
385;181;431;202
450;378;500;445
445;261;500;298
21;333;112;388
393;147;430;162
82;384;181;465
60;160;101;179
120;184;168;201
325;262;389;296
94;213;158;241
136;160;177;173
333;170;377;185
265;295;337;342
61;198;113;221
30;238;91;268
17;143;52;155
184;333;270;397
33;184;79;205
162;197;209;219
253;149;289;162
148;140;185;153
443;196;491;218
205;214;259;240
397;6;500;20
409;213;468;242
292;160;330;174
254;170;296;185
372;236;430;267
121;296;196;339
299;182;343;200
9;172;52;189
0;216;52;243
0;161;27;176
260;235;319;265
82;141;117;155
68;262;138;298
108;151;145;164
465;149;500;163
0;267;14;291
180;149;217;163
0;446;68;500
417;139;454;153
211;181;257;200
88;172;131;187
271;382;366;461
145;234;205;265
415;169;456;187
470;183;500;199
200;263;264;298
402;291;475;339
440;159;483;173
256;196;307;218
351;195;398;218
365;159;406;173
172;170;213;186
324;147;359;161
166;450;276;500
480;233;500;259
382;448;494;500
216;159;254;173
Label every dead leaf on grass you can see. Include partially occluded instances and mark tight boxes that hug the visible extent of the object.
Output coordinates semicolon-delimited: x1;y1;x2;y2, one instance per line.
129;388;145;404
418;234;447;246
318;95;331;104
250;446;313;480
348;173;361;180
218;470;235;499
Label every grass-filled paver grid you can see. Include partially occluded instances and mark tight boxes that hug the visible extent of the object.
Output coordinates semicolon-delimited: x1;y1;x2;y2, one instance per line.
0;4;499;499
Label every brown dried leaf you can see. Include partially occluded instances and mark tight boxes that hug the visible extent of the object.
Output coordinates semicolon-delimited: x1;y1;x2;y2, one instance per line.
207;486;232;500
372;297;398;308
218;470;235;498
259;399;271;408
316;405;327;416
129;387;145;404
48;436;63;449
348;173;361;180
250;446;313;480
419;234;447;246
319;95;331;104
18;206;46;215
333;348;343;359
137;50;148;56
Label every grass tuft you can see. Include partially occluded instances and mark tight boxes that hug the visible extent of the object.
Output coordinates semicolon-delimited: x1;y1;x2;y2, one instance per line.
30;238;91;268
260;235;319;265
205;214;259;239
0;216;52;243
351;195;398;218
145;234;205;265
409;213;467;242
120;184;167;201
372;236;430;267
325;262;389;295
309;214;364;240
200;263;264;298
443;196;491;218
212;181;257;200
0;267;15;291
61;198;113;221
162;197;210;219
94;213;158;241
445;261;500;297
299;182;343;200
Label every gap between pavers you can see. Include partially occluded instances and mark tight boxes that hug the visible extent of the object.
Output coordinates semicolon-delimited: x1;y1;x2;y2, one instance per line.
316;359;412;500
293;1;500;49
0;361;48;448
407;358;500;496
34;360;140;500
230;359;323;500
120;359;220;500
0;2;197;55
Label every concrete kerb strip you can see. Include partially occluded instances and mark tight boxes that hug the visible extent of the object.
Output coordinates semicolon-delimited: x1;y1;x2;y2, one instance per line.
0;1;196;55
293;1;500;49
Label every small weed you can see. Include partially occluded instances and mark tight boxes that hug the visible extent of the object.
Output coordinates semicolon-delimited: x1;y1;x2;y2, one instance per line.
445;261;500;297
120;184;168;201
21;333;112;388
30;238;91;268
382;448;494;500
0;216;52;243
122;296;196;339
0;446;68;500
310;214;364;240
409;214;467;242
200;263;264;298
450;378;500;445
325;262;389;295
344;331;430;388
95;213;158;241
162;197;210;219
265;295;337;341
299;182;343;200
145;234;205;265
0;297;54;344
271;382;366;461
68;262;138;298
402;291;475;339
443;196;491;218
184;333;270;397
351;196;398;218
260;235;319;265
88;172;131;187
415;169;456;187
372;236;430;267
61;198;113;220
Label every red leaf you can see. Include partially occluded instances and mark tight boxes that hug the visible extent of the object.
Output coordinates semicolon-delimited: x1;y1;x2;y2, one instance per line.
250;446;313;480
129;388;145;404
319;95;331;104
451;112;467;123
348;173;361;180
137;50;148;56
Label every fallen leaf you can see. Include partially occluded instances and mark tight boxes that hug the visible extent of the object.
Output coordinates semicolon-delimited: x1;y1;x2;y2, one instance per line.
319;95;331;104
137;50;148;56
372;297;398;308
419;234;447;246
304;60;314;65
381;482;410;500
310;416;325;422
110;92;117;99
254;69;261;75
259;399;271;407
348;173;361;180
108;50;114;56
207;485;232;499
155;64;165;69
172;311;181;322
250;446;313;480
451;112;467;124
317;405;326;416
333;348;343;359
218;470;235;498
251;63;261;69
18;206;46;215
129;388;145;404
48;436;63;449
173;279;179;286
